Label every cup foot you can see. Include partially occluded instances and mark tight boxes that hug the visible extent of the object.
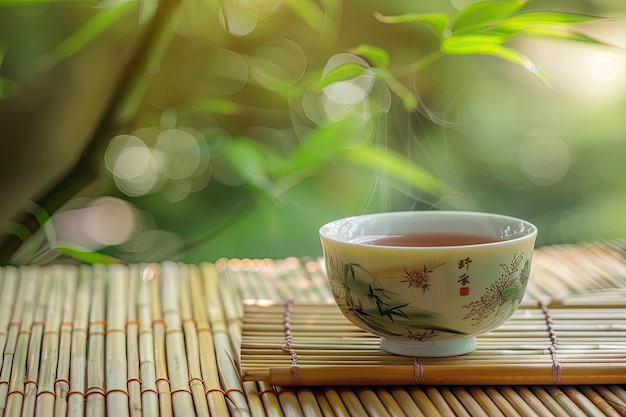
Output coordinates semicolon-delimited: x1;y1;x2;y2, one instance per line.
380;336;477;357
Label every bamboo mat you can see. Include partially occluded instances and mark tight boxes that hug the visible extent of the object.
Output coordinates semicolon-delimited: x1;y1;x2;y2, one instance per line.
241;302;626;386
0;241;624;416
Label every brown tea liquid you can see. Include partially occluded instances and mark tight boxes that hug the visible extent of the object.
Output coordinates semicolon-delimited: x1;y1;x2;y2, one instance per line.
366;233;499;247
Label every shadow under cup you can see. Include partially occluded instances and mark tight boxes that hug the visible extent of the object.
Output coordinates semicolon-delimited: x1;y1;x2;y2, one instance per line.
319;211;538;357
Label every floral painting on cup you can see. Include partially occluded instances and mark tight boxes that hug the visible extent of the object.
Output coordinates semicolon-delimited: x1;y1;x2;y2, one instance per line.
325;252;531;342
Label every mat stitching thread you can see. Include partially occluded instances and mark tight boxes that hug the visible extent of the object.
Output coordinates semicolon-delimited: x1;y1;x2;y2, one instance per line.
140;387;158;395
85;387;106;397
107;388;130;397
281;299;299;385
155;377;171;385
224;388;245;398
205;388;226;396
188;377;204;386
539;301;562;385
23;379;38;387
170;387;192;395
36;389;56;397
54;378;70;388
412;357;425;385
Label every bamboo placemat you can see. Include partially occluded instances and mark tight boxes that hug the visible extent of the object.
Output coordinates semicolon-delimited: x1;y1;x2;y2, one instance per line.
0;241;625;416
240;301;626;386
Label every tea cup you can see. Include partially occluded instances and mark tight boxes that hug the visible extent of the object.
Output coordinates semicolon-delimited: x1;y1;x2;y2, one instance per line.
319;210;538;357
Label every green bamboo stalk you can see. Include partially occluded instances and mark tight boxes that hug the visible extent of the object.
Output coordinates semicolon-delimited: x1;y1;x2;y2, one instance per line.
67;265;92;417
53;265;78;417
106;264;130;416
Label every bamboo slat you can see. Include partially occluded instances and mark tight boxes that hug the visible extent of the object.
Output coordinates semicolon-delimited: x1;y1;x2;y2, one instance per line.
105;264;130;417
53;265;77;417
125;264;141;417
0;241;623;417
5;265;42;416
86;265;106;417
67;265;91;417
137;264;159;416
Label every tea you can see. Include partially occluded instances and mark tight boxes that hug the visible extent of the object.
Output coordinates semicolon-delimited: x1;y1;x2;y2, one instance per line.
366;232;499;247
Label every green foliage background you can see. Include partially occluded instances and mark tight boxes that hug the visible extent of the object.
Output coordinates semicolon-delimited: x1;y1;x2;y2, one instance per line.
1;0;625;264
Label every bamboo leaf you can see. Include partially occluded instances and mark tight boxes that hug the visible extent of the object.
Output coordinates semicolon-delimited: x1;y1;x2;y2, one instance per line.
500;11;605;28
177;97;241;116
374;11;449;39
285;117;360;175
441;36;551;86
2;222;32;243
488;11;611;46
500;285;519;301
224;138;274;191
506;26;609;45
349;44;389;68
248;63;294;96
452;0;527;32
441;34;507;53
38;1;135;68
55;245;120;265
316;63;368;89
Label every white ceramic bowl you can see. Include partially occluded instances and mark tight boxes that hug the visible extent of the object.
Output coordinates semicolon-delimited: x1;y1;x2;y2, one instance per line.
319;211;538;357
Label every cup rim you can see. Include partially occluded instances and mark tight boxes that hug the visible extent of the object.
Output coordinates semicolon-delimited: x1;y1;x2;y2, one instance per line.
318;210;538;250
